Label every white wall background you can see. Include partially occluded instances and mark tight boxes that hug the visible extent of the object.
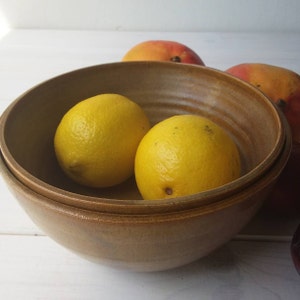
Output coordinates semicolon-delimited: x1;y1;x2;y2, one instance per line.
0;0;300;32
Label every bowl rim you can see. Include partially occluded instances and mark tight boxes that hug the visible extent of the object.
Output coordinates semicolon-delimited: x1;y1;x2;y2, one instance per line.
0;61;288;214
0;114;292;218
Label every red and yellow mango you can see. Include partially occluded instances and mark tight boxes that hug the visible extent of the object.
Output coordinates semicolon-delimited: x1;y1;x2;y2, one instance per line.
226;63;300;144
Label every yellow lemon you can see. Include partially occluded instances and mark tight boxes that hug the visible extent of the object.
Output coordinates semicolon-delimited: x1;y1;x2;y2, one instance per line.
134;114;241;200
54;93;150;188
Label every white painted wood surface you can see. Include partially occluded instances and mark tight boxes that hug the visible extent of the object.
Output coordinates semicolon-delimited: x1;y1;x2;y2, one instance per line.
0;29;300;299
1;0;300;32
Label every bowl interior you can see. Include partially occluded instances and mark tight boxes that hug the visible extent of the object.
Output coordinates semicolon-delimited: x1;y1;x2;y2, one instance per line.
0;62;284;210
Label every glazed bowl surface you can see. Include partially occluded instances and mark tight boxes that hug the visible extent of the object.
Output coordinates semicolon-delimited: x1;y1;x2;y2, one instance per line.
0;61;286;214
0;124;291;271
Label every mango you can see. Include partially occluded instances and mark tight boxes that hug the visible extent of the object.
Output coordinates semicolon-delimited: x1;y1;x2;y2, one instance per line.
226;63;300;144
122;40;205;65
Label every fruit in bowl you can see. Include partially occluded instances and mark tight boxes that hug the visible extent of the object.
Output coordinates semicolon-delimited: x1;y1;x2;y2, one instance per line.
53;93;241;200
54;93;150;188
135;114;241;200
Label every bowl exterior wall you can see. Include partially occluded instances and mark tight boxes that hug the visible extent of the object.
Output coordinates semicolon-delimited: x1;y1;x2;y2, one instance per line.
0;157;272;272
0;125;291;272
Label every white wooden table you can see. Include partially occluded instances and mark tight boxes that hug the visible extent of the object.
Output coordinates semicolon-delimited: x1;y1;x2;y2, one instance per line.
1;30;300;299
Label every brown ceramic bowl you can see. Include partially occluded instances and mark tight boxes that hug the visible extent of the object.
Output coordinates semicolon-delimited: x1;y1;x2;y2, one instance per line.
0;62;286;215
0;124;291;272
0;62;292;271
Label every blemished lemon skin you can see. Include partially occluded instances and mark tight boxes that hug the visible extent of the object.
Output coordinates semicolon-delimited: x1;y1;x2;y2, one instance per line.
134;114;241;200
54;93;151;188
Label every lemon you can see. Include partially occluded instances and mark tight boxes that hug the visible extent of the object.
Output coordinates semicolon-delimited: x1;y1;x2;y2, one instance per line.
134;114;241;200
54;93;150;188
